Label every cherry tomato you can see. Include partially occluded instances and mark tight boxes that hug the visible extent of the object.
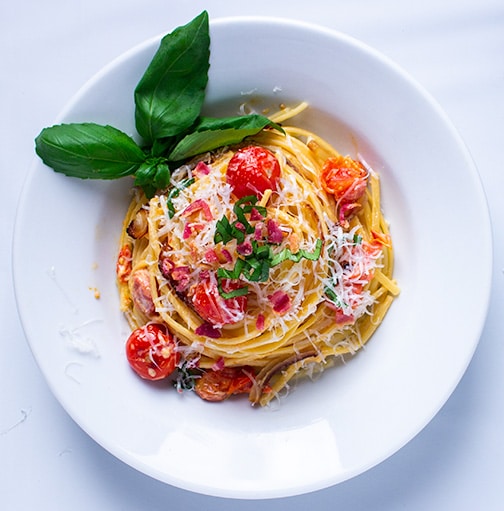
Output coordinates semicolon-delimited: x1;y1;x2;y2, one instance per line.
191;277;247;326
320;155;368;201
226;146;281;199
126;323;178;380
194;366;255;402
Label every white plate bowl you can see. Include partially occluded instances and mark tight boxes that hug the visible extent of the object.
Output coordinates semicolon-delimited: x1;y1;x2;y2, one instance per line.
13;16;492;499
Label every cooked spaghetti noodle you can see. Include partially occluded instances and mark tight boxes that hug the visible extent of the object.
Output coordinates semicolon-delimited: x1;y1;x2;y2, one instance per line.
116;104;399;406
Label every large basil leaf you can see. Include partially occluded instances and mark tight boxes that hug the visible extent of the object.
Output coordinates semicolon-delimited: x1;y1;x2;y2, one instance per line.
134;11;210;144
35;123;145;179
168;114;284;161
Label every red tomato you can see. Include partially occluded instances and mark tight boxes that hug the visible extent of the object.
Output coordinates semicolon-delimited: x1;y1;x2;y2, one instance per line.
191;277;247;326
226;146;281;199
126;323;178;380
320;155;368;201
194;366;255;402
116;244;132;283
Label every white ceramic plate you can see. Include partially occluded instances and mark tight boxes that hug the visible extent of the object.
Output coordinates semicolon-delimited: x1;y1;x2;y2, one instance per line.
13;17;492;499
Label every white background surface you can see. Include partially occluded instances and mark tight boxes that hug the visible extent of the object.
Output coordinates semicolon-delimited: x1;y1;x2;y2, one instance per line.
2;0;503;509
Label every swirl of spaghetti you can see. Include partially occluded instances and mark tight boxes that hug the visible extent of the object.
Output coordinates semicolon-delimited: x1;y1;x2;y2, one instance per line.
117;105;399;406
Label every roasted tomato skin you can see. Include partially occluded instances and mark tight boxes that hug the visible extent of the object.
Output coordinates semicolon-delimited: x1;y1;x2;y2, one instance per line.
191;277;247;326
116;244;132;282
320;155;368;201
226;146;281;199
195;366;255;402
126;323;179;380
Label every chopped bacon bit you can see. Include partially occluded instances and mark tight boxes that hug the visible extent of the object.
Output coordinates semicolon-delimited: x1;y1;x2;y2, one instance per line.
268;290;291;315
182;199;213;221
338;202;361;227
256;313;265;331
335;309;355;325
213;246;233;263
250;207;264;221
116;244;132;282
182;224;192;239
195;322;222;338
254;222;264;241
237;240;253;256
204;248;219;263
220;248;233;262
183;222;205;239
158;256;191;292
267;219;283;243
194;161;211;175
326;302;355;325
211;357;225;371
171;265;190;282
234;221;246;232
158;255;174;279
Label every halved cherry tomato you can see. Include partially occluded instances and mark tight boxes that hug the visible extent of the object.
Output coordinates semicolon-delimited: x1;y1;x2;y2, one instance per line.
226;146;281;199
191;277;247;326
320;155;368;201
126;323;179;380
194;366;255;402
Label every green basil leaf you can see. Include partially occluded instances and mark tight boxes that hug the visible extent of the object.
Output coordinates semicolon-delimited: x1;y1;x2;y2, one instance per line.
133;158;171;198
168;114;284;161
133;161;158;198
166;177;195;217
134;11;210;143
270;239;323;266
217;283;249;299
153;161;171;190
35;123;145;179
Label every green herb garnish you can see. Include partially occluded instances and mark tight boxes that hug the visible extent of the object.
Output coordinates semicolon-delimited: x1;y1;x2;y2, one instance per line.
34;11;283;199
166;177;195;218
324;285;346;308
214;195;323;297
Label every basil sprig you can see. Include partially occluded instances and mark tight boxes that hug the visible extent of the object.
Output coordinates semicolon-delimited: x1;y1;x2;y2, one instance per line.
35;11;283;198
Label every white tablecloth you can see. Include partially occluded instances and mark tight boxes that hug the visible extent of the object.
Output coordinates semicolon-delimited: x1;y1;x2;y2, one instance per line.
2;1;503;509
